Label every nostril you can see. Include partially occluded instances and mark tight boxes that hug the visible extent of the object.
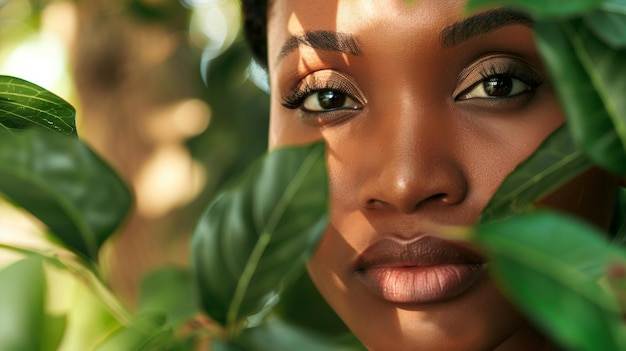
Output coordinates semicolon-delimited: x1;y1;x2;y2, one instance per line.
364;193;453;212
364;198;393;210
430;193;449;203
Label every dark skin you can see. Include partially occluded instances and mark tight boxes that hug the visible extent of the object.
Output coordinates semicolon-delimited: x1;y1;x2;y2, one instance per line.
265;1;620;350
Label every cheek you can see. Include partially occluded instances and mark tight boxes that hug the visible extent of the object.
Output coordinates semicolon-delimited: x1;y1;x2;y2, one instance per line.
268;100;323;149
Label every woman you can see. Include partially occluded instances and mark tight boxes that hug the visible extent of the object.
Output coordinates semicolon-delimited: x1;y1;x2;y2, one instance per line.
240;1;621;350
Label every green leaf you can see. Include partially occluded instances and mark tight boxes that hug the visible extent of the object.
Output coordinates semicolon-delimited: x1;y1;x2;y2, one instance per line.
0;130;132;261
41;314;68;351
477;211;626;351
0;257;46;351
228;315;365;351
535;20;626;174
600;0;626;14
218;274;364;351
585;7;626;48
465;0;601;19
0;76;76;135
94;314;170;351
480;125;592;222
138;267;199;328
273;273;352;336
191;142;329;332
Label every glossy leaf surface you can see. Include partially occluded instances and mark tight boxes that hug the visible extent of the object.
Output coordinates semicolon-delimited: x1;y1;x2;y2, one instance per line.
0;76;76;135
480;126;592;222
0;257;46;351
465;0;601;18
535;21;626;174
0;130;132;261
192;142;328;330
477;212;626;351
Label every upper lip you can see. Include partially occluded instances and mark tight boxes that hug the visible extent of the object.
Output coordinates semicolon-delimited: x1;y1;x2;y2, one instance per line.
355;235;484;272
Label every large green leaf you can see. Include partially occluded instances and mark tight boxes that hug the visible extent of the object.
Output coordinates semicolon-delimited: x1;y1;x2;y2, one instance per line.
0;130;132;261
560;20;626;150
0;257;46;351
480;125;592;222
465;0;601;19
477;212;626;351
191;142;328;332
535;20;626;174
0;76;76;135
234;273;366;351
273;273;352;337
223;315;365;351
585;3;626;48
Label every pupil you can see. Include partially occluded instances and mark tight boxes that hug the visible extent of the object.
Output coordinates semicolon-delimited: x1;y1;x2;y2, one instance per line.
484;76;512;97
318;90;346;109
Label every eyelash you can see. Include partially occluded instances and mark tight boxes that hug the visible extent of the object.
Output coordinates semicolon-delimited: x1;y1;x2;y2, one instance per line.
281;80;356;110
455;61;543;101
480;64;541;88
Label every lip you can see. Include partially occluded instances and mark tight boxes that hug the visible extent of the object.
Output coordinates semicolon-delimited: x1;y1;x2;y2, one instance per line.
354;236;487;304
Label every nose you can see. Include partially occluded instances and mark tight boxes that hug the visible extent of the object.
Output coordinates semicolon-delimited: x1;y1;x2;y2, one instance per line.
356;106;468;214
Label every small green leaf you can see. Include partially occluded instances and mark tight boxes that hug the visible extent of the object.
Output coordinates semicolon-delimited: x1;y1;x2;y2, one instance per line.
477;212;626;351
535;20;626;174
0;76;76;135
138;267;199;328
0;130;132;261
480;125;592;222
465;0;601;19
0;257;46;351
191;142;328;332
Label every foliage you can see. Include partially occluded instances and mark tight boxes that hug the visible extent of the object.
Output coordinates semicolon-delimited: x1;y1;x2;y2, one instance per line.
0;1;625;351
191;141;328;330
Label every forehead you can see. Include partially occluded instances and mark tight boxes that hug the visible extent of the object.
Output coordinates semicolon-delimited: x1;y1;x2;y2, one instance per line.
266;0;468;66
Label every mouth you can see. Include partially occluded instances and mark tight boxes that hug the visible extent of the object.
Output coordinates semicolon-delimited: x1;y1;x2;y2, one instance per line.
354;236;487;304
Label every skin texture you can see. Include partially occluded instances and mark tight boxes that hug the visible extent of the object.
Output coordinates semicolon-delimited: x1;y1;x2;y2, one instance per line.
265;1;619;350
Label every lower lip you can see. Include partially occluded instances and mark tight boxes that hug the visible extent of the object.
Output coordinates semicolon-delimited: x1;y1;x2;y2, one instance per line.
357;263;487;304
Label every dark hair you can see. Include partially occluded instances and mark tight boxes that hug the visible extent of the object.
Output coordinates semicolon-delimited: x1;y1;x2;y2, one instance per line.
241;0;269;68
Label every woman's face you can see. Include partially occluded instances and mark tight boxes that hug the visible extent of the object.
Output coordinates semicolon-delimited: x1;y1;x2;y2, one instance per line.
266;1;617;350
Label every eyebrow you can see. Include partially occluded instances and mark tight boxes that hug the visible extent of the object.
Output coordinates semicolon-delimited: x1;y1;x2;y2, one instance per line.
276;30;362;64
440;9;533;47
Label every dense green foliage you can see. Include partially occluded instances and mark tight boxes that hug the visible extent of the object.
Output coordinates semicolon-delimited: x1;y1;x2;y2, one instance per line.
0;0;626;350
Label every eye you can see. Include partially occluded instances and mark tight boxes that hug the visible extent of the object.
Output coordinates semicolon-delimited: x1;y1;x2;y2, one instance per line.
458;74;532;100
301;89;360;112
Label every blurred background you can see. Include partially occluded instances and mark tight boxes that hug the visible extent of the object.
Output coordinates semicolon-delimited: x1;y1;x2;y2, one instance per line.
0;0;269;306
